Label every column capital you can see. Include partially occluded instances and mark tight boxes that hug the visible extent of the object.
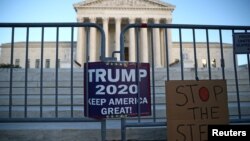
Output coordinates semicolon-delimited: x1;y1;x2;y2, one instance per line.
89;17;96;22
154;18;161;24
141;18;148;23
129;17;136;23
115;17;122;22
77;17;84;22
166;18;172;24
102;17;109;22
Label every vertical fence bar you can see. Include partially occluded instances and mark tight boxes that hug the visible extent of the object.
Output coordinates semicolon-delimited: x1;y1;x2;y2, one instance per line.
232;30;242;119
85;27;90;117
248;54;250;85
206;29;212;80
55;27;59;118
192;28;198;80
246;30;250;85
101;120;106;141
165;29;170;81
24;27;29;118
70;27;74;118
150;28;156;122
9;27;15;118
121;117;126;141
40;27;44;118
135;27;141;122
219;29;225;80
179;28;184;80
1;22;250;141
0;23;108;141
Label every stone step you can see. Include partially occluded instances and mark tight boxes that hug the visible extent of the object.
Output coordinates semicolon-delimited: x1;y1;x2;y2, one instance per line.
0;106;84;118
1;117;250;141
0;84;249;95
0;95;84;106
0;92;249;106
0;69;249;81
1;78;249;88
0;120;166;141
153;86;250;94
151;70;249;80
0;87;84;95
1;102;250;119
153;79;250;85
0;70;84;81
0;81;84;88
0;69;249;141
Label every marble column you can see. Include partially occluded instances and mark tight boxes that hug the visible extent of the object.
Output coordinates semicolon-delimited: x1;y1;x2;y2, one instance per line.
166;19;173;64
153;18;162;67
129;18;136;62
160;28;165;67
103;17;109;57
141;18;149;63
89;17;97;62
76;18;85;66
115;17;121;60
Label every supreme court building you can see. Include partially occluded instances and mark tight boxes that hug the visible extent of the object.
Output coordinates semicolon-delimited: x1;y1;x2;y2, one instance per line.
0;0;235;69
74;0;175;68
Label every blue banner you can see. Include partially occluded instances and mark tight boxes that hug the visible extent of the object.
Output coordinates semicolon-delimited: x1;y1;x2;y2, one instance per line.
84;62;151;119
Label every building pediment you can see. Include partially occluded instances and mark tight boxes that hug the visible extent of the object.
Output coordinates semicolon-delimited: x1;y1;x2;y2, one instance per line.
74;0;175;11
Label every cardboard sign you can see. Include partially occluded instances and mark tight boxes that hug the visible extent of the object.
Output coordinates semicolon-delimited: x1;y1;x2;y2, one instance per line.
84;62;151;119
166;80;229;141
233;33;250;54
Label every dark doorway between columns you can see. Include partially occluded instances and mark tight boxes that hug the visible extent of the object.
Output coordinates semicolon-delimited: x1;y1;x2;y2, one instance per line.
125;47;129;61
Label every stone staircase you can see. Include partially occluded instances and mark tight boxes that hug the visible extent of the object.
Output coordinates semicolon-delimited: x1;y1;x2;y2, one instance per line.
0;68;249;141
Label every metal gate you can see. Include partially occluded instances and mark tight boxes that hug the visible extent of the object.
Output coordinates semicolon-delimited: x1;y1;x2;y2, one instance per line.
1;22;250;141
0;23;107;141
118;23;250;141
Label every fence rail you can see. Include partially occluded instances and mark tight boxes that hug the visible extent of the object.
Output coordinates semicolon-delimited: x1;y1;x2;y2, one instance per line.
0;23;250;141
0;23;107;141
119;23;250;141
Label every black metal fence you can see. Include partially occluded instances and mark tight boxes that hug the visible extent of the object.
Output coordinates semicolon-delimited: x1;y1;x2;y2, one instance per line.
0;23;250;141
0;23;107;141
119;23;250;141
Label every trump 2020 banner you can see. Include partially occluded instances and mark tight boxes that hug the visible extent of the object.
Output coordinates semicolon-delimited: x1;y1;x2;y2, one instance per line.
84;62;151;119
